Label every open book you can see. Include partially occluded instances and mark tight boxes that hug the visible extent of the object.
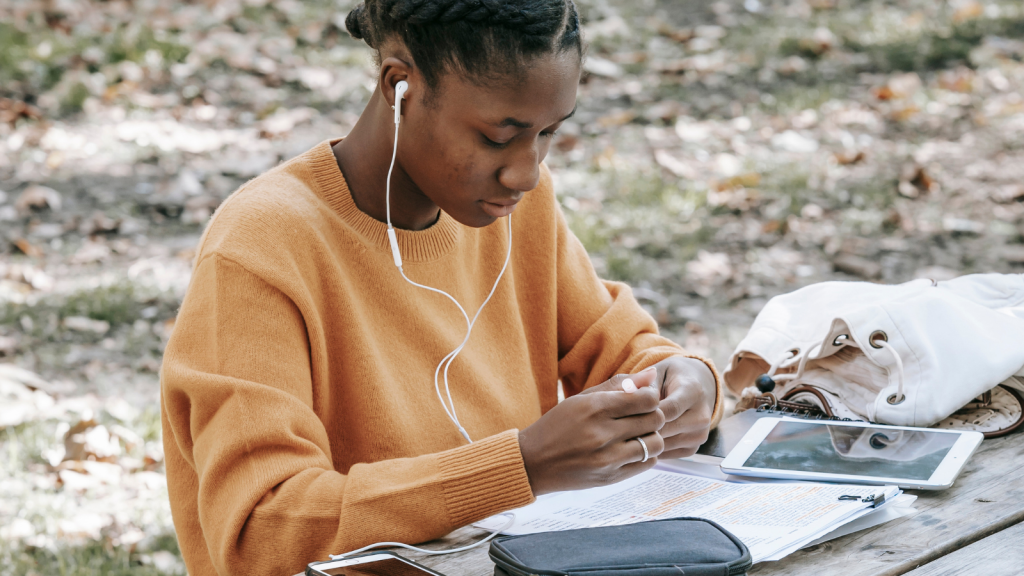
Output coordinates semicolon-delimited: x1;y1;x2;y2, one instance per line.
476;460;915;564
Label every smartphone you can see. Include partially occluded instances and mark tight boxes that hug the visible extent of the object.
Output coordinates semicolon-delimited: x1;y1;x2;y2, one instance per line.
307;552;446;576
719;417;983;490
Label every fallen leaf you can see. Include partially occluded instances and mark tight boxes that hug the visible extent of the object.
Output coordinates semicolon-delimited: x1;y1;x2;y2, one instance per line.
1000;245;1024;263
872;85;895;101
890;104;920;122
656;23;694;43
555;134;580;153
0;97;43;125
876;73;922;101
952;0;983;23
938;67;976;93
720;172;762;189
914;266;960;281
71;240;111;264
654;150;697;179
596;110;637;128
78;211;121;236
45;151;64;169
835;150;866;165
0;335;17;356
64;422;120;462
942;216;984;234
182;195;221;224
799;27;837;55
583;56;623;78
15;185;63;212
832;253;882;279
13;238;44;257
777;56;809;76
645;101;683;123
64;316;111;334
898;165;938;197
992;184;1024;203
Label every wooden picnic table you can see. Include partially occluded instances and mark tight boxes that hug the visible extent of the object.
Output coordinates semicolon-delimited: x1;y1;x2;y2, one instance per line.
409;430;1024;576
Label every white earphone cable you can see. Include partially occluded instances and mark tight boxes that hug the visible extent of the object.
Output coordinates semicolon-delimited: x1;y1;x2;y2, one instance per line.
328;512;515;560
347;84;517;563
385;82;513;444
433;214;512;442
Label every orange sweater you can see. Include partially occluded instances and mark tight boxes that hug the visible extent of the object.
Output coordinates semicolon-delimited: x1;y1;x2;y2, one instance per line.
161;139;722;576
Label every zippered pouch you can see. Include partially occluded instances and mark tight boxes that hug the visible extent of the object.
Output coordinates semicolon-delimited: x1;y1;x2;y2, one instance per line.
489;517;752;576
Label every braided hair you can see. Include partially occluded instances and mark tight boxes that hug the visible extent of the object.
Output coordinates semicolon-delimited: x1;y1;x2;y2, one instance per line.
345;0;583;89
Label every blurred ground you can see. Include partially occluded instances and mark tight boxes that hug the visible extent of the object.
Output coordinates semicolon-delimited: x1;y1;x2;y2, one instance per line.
2;0;1024;573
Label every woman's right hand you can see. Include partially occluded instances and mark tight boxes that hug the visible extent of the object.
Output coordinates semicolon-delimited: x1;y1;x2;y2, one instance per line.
517;370;666;496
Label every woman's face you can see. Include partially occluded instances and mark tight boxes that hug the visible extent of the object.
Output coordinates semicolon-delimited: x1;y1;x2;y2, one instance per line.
398;51;581;228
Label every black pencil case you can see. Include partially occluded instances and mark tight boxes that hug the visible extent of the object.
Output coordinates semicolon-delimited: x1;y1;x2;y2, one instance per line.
489;517;752;576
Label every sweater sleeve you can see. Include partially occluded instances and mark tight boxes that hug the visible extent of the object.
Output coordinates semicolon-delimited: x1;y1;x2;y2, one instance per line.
161;254;534;576
552;198;723;425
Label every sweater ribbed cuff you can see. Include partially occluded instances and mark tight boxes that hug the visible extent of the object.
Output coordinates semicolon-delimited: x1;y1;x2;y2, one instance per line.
677;354;725;429
436;429;535;528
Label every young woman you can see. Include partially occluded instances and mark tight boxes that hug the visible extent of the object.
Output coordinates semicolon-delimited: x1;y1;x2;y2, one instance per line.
161;1;723;574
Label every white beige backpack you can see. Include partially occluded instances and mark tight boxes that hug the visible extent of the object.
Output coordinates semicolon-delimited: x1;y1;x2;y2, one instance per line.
724;274;1024;437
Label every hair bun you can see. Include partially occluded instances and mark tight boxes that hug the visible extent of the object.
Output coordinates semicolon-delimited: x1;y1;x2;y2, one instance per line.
345;3;372;45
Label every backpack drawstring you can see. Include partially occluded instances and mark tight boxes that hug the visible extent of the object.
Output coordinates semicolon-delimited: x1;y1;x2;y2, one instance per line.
757;333;906;405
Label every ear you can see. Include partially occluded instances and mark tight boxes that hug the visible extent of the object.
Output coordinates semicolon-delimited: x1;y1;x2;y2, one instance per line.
379;56;414;111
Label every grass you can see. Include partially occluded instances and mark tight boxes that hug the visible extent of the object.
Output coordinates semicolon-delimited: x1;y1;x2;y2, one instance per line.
843;15;1024;73
0;536;184;576
0;408;179;576
0;22;189;99
562;168;712;284
0;281;177;333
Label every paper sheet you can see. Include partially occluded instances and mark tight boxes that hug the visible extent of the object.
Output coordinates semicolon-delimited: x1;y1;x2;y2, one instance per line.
476;469;899;563
798;494;917;548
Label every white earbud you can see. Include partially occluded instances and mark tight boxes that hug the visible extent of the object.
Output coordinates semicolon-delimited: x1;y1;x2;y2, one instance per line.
382;77;513;445
386;80;409;268
394;80;408;125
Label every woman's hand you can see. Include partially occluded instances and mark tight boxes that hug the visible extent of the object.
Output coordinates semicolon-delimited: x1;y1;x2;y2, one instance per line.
646;356;717;459
517;368;665;496
579;358;715;459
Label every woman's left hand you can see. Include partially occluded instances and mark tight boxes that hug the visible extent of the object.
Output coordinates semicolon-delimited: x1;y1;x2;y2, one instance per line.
649;356;717;458
579;356;717;459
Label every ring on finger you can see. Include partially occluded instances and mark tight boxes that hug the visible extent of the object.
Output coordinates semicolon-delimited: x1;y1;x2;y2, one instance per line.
634;436;649;463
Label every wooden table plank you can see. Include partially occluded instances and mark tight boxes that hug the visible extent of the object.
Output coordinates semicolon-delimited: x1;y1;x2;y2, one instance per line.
410;431;1024;576
900;520;1024;576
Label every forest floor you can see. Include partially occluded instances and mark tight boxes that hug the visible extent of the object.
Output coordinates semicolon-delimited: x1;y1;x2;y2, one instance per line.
2;0;1024;573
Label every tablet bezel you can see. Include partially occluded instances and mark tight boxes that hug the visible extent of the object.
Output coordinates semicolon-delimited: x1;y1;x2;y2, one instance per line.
719;417;984;490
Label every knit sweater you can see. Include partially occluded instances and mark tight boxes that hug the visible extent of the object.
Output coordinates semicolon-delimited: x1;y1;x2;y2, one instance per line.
160;139;723;576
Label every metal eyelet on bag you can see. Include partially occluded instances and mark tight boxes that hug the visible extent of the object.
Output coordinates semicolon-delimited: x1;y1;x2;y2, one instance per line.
869;330;888;349
832;334;850;347
887;393;906;405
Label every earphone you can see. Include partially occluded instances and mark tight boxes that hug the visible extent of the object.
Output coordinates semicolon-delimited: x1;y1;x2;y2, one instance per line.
327;81;517;561
385;80;514;445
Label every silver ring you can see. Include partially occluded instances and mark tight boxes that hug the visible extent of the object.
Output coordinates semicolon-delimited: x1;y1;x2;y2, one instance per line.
635;437;649;463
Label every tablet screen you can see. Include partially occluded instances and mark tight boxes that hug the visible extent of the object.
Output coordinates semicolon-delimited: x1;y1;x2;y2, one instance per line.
742;421;958;480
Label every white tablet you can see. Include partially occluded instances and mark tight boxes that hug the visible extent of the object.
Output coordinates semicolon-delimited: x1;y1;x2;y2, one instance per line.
719;417;983;490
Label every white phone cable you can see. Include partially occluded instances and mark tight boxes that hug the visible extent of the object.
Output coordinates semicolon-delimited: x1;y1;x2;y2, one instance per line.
329;512;516;560
384;81;513;444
